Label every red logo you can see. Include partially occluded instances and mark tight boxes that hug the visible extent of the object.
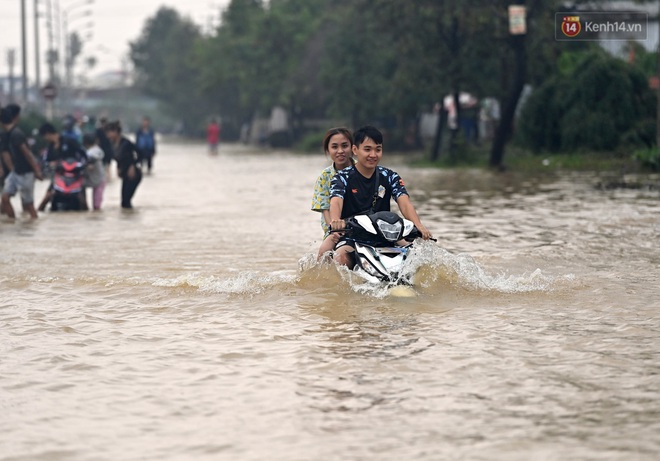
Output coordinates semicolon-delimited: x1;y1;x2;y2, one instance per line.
561;16;581;37
351;188;358;194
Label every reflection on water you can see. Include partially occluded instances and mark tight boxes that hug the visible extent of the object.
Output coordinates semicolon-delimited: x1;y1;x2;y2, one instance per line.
1;142;659;460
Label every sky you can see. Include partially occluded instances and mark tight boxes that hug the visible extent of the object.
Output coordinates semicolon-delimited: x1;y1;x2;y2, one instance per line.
1;0;231;85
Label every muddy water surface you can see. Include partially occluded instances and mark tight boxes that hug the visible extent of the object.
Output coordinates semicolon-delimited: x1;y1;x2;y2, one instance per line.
1;141;659;460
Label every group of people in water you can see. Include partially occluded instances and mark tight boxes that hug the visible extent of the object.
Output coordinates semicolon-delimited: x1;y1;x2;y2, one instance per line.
0;104;157;218
311;125;433;268
2;104;429;269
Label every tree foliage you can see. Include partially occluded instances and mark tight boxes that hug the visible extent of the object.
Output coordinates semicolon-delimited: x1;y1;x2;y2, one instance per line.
130;8;204;132
128;0;658;158
518;48;656;152
193;0;328;137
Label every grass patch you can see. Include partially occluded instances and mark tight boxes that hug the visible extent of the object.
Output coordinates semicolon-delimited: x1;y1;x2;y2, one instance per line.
505;150;641;173
404;143;644;174
632;147;660;171
407;142;492;169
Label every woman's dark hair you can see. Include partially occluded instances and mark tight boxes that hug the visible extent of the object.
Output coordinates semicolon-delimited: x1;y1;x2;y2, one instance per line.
322;127;353;153
353;125;383;147
105;120;122;133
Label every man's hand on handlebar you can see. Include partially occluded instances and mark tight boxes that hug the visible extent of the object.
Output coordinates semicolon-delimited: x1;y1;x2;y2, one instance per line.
330;218;346;232
417;223;433;240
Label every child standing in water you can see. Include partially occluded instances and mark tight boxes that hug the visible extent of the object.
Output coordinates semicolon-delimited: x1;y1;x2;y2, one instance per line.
83;133;106;211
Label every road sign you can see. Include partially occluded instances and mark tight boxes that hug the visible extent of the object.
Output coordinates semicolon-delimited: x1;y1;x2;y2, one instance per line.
41;82;57;100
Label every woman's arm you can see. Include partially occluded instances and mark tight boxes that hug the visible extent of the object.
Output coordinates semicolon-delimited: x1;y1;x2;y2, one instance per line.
311;171;331;212
321;209;332;228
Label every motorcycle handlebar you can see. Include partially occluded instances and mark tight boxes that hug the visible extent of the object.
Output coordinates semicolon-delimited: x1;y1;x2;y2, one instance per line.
330;224;436;242
329;218;357;233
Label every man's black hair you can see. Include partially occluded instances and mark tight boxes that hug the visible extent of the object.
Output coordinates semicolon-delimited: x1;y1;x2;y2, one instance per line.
0;104;20;124
353;125;383;147
39;122;57;136
105;120;122;133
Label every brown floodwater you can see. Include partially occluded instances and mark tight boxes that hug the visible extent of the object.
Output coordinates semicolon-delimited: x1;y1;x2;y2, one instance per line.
1;140;659;460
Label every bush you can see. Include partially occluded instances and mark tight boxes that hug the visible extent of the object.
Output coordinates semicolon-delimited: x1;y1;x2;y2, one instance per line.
18;111;51;138
268;130;292;148
18;111;52;153
633;147;660;171
295;130;326;153
518;48;656;153
517;76;566;152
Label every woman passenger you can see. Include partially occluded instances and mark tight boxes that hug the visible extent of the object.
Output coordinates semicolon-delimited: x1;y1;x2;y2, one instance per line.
311;127;354;260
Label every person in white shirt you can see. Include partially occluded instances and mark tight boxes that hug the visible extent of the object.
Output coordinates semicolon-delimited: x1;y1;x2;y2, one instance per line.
83;133;106;211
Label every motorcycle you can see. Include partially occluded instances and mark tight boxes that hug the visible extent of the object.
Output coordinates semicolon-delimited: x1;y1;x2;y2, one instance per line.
51;156;86;211
332;211;432;286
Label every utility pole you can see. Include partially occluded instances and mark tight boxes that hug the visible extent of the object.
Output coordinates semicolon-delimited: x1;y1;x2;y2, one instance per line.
490;2;527;169
45;0;56;84
21;0;29;104
7;49;17;103
656;1;660;149
35;0;42;100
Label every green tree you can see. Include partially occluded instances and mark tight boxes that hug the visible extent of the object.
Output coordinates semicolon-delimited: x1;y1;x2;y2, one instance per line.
269;0;331;139
129;0;657;158
318;0;539;155
130;8;204;133
196;0;265;134
196;0;328;141
319;0;397;129
518;48;656;152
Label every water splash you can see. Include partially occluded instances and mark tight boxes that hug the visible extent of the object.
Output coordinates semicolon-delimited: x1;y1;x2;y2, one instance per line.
12;247;565;300
404;241;565;293
152;271;298;295
298;241;566;298
3;245;568;301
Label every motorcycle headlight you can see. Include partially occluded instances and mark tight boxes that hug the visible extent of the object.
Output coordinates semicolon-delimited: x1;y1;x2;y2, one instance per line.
376;219;402;242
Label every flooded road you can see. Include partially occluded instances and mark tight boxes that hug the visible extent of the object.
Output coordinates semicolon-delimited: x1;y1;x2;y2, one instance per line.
1;140;659;460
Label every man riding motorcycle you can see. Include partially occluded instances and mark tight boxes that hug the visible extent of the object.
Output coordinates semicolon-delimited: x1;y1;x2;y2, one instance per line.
328;125;433;269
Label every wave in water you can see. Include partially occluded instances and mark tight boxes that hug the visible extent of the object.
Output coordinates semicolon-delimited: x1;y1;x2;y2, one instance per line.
4;243;571;299
152;271;298;295
297;241;571;298
404;241;568;293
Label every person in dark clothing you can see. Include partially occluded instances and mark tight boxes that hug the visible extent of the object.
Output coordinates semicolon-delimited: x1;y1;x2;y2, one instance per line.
0;127;11;214
0;128;10;188
1;104;44;219
61;114;82;143
105;120;142;209
37;123;88;211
